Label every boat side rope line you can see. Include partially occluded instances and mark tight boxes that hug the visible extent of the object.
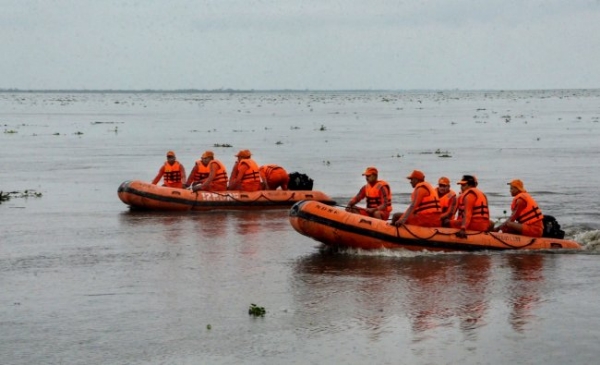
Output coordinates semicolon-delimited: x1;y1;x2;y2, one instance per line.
396;226;535;249
488;234;537;249
397;224;442;240
397;223;538;249
192;190;290;204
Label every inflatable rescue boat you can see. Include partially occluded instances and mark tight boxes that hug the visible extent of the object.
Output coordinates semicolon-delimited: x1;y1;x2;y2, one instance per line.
289;200;582;251
118;180;336;211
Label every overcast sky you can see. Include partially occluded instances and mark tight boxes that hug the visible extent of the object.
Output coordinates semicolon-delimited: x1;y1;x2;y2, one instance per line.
2;0;600;90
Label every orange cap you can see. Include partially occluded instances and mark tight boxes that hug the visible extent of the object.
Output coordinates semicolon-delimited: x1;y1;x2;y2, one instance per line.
201;150;214;159
166;150;176;157
235;149;252;158
508;179;526;192
407;170;425;180
362;167;378;176
438;176;450;185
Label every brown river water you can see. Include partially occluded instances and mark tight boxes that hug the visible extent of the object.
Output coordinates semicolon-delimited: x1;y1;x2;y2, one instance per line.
2;90;600;364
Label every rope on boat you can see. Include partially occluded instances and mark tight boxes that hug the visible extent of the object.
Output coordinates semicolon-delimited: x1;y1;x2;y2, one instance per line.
191;190;296;204
397;223;537;249
488;234;537;249
397;224;444;240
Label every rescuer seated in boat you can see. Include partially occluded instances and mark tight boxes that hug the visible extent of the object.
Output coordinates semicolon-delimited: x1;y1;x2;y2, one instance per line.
493;179;544;237
151;150;187;189
445;175;492;238
392;170;442;227
437;176;458;226
346;166;392;221
259;164;290;190
186;150;229;192
227;149;261;192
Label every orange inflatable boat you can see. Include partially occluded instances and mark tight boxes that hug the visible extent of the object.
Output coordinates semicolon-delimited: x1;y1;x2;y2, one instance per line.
118;180;336;211
289;200;582;252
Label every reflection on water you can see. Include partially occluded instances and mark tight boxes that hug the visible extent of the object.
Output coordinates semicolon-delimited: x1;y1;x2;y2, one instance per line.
504;254;545;333
118;209;290;238
293;249;549;341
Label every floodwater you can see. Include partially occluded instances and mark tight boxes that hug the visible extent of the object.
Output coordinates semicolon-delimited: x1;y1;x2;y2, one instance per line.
1;90;600;364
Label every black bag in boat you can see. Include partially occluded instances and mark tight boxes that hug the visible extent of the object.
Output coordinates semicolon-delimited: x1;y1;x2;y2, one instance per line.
288;172;314;191
542;215;565;239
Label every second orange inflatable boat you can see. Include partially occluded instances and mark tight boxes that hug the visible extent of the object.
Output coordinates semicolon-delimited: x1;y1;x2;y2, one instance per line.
118;180;336;211
289;200;582;252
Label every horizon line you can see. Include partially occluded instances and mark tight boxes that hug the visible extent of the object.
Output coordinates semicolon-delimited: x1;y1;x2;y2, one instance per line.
1;87;599;94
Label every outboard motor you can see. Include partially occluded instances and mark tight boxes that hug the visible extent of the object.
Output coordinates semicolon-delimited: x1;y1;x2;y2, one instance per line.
288;172;314;191
542;215;565;239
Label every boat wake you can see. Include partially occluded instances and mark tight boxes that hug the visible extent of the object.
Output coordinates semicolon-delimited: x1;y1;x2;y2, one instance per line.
573;230;600;251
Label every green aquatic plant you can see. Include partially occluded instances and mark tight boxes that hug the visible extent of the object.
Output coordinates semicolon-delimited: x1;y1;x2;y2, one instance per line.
319;124;326;131
3;129;17;134
0;190;42;203
213;143;232;147
435;149;452;157
248;303;266;317
275;141;283;145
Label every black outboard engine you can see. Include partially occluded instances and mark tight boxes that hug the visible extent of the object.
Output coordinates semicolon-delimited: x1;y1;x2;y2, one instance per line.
288;172;314;191
542;215;565;239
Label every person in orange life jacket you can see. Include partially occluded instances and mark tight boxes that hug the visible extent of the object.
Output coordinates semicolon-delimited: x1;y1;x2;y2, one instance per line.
392;170;442;227
227;149;261;192
259;164;290;190
187;150;229;192
346;166;392;221
494;179;544;237
448;175;492;238
151;150;186;189
438;176;458;227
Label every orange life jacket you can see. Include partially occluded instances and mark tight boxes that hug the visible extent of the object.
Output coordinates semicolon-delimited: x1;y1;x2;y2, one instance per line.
438;188;457;214
163;161;183;184
511;192;544;225
456;188;490;220
238;158;261;191
412;182;441;215
260;164;285;178
365;181;392;212
192;159;228;185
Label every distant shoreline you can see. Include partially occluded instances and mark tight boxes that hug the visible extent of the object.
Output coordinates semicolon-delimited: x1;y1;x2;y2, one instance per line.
0;88;598;94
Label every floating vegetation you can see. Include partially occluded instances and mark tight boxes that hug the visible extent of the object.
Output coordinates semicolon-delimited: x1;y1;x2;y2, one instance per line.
206;324;212;330
3;129;17;134
435;149;452;158
275;141;283;145
319;124;327;131
213;143;232;147
53;132;60;136
91;121;123;125
290;126;300;130
74;131;84;135
323;160;330;166
248;303;266;317
0;189;43;204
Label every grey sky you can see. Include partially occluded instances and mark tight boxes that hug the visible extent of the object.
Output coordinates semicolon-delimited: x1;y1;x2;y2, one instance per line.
2;0;599;90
